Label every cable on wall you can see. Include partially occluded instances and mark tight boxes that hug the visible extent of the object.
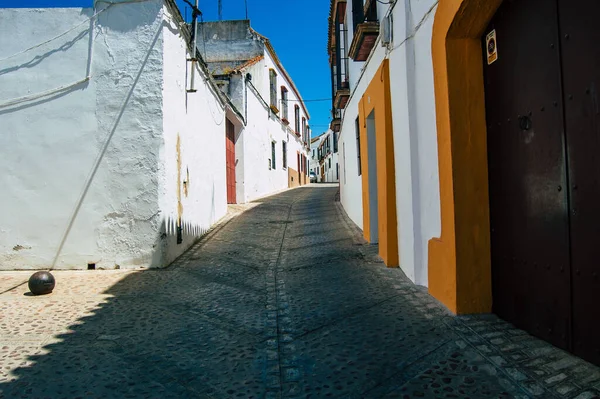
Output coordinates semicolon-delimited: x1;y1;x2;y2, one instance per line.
0;77;91;110
387;1;438;52
0;0;151;64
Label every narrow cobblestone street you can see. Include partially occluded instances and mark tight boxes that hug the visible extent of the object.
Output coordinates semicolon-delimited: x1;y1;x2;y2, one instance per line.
1;185;600;398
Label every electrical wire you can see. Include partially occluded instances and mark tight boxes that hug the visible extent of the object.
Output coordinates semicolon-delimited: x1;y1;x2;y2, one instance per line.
0;0;151;64
284;98;332;103
388;1;439;52
200;13;208;61
0;10;104;63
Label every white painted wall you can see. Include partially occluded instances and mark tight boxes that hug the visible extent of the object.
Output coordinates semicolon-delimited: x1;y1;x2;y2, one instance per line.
325;152;340;183
0;8;99;271
0;1;231;270
159;3;228;266
337;0;441;285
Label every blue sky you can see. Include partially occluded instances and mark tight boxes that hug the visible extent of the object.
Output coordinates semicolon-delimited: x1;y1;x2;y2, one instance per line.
0;0;333;137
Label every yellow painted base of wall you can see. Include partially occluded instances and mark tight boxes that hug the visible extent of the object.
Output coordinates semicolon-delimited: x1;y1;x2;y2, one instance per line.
288;168;300;188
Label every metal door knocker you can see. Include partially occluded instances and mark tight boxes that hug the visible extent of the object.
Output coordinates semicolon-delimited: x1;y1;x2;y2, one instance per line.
518;115;532;131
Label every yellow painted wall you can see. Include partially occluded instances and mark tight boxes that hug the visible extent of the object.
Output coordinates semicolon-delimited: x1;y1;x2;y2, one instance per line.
358;60;399;267
288;168;300;188
428;0;502;314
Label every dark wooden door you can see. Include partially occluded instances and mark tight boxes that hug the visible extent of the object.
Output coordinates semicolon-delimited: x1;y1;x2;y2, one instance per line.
484;0;572;350
558;0;600;364
226;120;236;204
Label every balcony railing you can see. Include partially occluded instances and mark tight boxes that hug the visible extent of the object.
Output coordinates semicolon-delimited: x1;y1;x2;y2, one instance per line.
349;0;379;61
333;80;350;110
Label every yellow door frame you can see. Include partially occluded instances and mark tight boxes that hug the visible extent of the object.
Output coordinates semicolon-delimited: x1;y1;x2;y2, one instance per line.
428;0;503;314
358;60;399;267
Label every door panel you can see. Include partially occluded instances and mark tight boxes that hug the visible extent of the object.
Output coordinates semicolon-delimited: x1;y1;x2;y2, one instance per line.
226;120;236;204
558;0;600;364
484;0;571;350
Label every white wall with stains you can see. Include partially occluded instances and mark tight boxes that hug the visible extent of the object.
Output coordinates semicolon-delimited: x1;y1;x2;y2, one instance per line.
0;1;229;270
159;3;229;266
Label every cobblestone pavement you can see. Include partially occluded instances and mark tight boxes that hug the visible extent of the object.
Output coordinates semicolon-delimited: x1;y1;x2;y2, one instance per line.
1;185;600;398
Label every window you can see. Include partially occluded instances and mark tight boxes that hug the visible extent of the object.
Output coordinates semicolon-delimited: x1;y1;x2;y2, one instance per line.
336;163;339;180
333;131;338;153
355;117;361;175
281;87;288;121
312;149;315;158
294;105;300;134
271;141;276;170
302;118;307;143
269;69;278;112
343;143;346;184
329;158;331;168
307;158;310;175
282;141;287;168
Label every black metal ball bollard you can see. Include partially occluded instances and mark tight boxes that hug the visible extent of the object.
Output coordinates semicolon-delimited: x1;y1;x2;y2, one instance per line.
28;271;55;295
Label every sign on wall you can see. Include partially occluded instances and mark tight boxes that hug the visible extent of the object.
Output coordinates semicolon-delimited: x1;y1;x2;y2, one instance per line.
486;30;498;65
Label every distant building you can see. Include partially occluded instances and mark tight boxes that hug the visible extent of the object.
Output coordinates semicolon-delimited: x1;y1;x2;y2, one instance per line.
309;135;324;182
317;130;339;183
199;20;312;203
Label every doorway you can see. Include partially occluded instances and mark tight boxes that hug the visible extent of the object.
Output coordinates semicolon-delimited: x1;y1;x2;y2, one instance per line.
366;111;379;243
225;119;236;204
484;0;600;365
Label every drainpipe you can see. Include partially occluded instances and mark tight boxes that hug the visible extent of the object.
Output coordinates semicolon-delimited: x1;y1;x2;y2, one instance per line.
187;0;199;93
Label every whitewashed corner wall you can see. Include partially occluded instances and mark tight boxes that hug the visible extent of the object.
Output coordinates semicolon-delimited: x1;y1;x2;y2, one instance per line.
338;0;441;285
0;2;165;270
159;4;228;266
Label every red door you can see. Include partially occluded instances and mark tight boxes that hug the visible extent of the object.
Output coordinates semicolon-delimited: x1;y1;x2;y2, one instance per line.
297;152;301;185
226;120;236;204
